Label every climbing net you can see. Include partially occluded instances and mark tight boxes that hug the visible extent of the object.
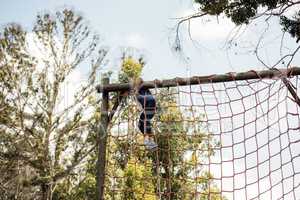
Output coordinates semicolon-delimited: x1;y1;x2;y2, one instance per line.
102;73;300;200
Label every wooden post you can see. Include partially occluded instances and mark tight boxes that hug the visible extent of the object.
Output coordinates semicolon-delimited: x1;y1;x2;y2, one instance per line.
96;77;109;200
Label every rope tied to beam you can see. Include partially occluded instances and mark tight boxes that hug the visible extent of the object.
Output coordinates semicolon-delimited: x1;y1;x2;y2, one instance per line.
96;67;300;93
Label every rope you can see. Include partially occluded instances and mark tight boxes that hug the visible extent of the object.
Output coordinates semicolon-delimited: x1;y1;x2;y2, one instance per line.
103;73;300;200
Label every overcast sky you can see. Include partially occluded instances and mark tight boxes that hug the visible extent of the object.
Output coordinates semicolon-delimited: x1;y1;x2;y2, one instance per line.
1;0;300;81
1;1;300;199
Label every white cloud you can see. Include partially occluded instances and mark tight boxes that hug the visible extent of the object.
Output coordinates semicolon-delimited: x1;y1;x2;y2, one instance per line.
282;4;300;18
107;32;147;48
179;7;198;17
188;15;236;40
177;7;236;40
125;33;146;48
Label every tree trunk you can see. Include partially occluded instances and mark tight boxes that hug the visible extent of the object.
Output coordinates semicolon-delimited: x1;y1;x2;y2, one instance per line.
41;184;52;200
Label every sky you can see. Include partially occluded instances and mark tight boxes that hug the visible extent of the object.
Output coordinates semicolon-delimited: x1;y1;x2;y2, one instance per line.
1;1;300;199
1;0;299;81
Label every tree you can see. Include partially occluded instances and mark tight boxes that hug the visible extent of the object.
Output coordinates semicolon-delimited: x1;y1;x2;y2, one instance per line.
0;9;107;199
194;0;299;26
176;0;300;68
51;54;146;200
184;0;300;40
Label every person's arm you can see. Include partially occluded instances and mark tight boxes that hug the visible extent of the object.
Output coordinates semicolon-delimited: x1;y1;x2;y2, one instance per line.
120;90;129;97
119;77;143;97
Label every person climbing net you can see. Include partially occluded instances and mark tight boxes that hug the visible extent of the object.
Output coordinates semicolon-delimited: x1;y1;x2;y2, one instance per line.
119;56;158;151
120;77;158;151
135;78;158;150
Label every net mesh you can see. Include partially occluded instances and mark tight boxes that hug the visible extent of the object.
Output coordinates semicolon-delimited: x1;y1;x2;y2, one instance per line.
103;75;300;200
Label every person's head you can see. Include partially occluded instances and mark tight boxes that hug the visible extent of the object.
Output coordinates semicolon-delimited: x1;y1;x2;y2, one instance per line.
134;77;143;85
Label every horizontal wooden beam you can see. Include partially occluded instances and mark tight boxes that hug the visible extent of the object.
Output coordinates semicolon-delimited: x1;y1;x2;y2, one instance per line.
96;67;300;93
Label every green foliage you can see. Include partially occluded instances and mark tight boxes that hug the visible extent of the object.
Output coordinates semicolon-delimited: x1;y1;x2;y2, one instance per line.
118;56;145;83
194;0;300;42
195;0;228;16
280;12;300;42
199;186;227;200
0;8;106;199
121;58;143;79
52;167;96;200
122;158;156;200
197;172;227;200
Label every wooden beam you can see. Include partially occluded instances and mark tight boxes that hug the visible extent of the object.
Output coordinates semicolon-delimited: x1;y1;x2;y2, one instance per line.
96;67;300;93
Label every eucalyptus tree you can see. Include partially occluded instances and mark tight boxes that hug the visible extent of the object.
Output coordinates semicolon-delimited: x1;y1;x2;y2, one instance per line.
0;9;107;199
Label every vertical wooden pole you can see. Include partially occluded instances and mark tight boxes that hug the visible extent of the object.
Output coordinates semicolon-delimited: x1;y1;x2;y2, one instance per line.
96;77;109;200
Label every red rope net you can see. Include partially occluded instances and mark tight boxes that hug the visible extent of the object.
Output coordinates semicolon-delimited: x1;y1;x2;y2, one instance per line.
103;75;300;200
